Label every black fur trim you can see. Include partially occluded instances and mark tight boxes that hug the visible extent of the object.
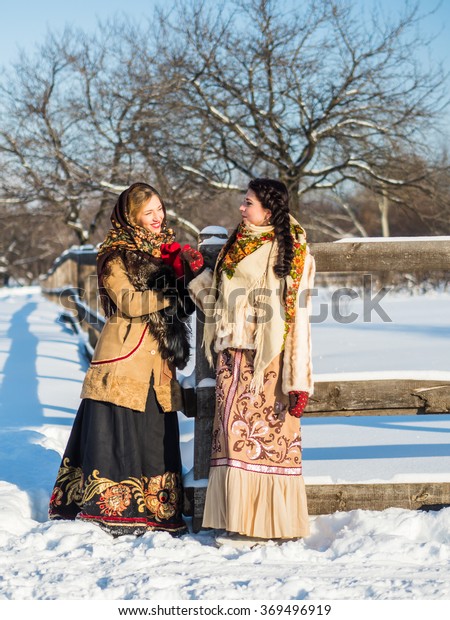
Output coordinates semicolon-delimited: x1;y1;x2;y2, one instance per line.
104;250;193;370
144;264;192;370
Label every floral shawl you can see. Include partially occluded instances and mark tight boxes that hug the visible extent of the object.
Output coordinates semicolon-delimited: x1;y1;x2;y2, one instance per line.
203;215;307;393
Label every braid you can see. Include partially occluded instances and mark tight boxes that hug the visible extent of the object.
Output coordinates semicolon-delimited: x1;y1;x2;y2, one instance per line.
248;178;294;279
271;195;294;278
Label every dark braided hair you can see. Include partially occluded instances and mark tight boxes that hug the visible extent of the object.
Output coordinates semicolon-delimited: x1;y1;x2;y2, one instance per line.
248;178;294;278
217;178;294;279
217;177;294;278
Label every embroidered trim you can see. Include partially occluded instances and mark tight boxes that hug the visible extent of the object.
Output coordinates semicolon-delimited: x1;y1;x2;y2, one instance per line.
91;325;148;365
49;459;184;525
283;240;307;345
222;349;242;437
77;513;186;531
210;457;302;476
79;514;147;524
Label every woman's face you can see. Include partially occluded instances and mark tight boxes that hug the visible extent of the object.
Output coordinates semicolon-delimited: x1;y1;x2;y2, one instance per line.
136;195;165;233
239;189;271;226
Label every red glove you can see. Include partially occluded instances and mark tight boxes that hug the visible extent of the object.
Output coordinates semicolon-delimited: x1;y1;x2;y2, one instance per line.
288;391;309;418
180;246;205;275
160;242;184;278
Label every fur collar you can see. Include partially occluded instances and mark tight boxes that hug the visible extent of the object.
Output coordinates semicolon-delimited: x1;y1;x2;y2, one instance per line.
104;250;193;369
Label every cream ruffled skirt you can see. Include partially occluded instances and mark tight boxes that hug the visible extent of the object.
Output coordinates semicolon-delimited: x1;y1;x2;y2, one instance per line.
203;466;310;539
202;348;310;540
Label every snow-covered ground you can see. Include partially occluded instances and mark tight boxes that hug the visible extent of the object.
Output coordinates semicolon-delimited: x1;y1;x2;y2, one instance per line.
1;285;450;601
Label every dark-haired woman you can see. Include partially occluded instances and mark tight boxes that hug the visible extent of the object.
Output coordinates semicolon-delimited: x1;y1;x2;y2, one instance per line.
48;183;204;537
188;178;315;542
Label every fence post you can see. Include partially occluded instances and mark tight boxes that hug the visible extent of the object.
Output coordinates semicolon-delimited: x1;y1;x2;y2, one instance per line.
183;225;228;530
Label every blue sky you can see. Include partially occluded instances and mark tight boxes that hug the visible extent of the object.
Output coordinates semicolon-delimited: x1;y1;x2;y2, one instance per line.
0;0;449;129
0;0;448;66
0;0;152;64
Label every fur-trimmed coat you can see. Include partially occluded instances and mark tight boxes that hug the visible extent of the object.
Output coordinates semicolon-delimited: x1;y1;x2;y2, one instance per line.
187;246;315;395
81;254;193;413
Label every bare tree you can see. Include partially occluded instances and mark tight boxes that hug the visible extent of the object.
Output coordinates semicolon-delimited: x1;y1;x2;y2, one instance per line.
152;0;449;219
0;22;201;247
343;146;450;237
1;0;448;264
0;201;74;284
306;150;450;240
0;30;92;243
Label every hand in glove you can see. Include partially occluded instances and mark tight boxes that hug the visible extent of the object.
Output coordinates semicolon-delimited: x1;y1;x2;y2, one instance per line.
180;246;205;277
288;391;309;418
160;242;184;278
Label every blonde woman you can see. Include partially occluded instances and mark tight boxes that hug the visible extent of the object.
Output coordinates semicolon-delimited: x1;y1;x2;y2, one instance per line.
49;183;204;537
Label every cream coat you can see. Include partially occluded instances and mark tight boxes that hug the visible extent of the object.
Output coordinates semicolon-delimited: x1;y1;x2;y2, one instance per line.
188;246;315;395
81;257;184;413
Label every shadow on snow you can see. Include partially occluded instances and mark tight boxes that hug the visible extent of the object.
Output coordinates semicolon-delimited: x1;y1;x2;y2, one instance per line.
0;297;86;520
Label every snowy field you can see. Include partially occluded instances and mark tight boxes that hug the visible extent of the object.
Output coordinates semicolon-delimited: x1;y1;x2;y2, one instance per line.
0;285;450;604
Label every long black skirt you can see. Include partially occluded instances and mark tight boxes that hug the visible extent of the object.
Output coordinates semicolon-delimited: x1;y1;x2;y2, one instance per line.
48;380;187;537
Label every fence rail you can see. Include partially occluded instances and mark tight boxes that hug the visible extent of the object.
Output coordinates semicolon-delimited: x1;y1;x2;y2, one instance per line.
311;237;450;272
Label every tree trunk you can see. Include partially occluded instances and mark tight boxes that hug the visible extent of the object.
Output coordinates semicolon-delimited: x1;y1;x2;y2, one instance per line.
379;190;390;237
285;177;301;219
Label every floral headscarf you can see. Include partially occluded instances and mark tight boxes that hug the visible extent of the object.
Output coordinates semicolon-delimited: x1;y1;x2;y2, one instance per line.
96;183;175;317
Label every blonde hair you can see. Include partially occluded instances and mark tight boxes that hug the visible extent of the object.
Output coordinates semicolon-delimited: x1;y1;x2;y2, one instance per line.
127;183;166;227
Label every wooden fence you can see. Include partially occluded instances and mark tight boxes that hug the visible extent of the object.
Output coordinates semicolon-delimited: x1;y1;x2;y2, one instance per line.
40;235;450;531
40;245;104;355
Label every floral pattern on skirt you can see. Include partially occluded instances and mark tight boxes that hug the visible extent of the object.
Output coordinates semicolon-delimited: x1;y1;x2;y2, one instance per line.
211;348;302;475
50;458;184;535
48;379;187;537
203;348;310;539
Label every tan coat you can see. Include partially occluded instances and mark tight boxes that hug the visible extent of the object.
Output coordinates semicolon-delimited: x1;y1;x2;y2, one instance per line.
81;256;184;413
